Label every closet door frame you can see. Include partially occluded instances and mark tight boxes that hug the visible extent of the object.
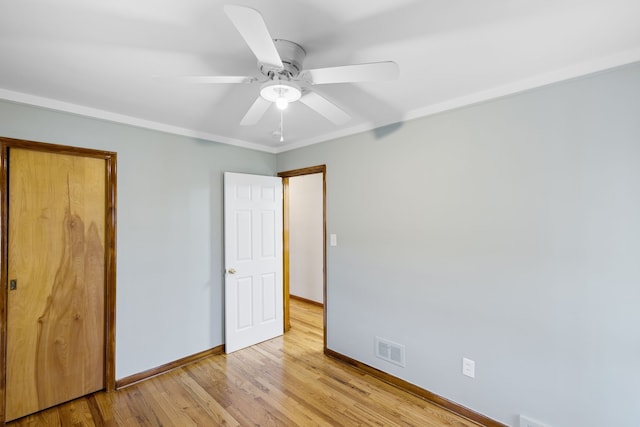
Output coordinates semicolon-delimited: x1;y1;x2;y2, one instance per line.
0;136;117;423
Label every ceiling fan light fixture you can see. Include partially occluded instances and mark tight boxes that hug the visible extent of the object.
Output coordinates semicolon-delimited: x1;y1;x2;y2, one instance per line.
260;82;301;110
217;6;396;128
275;97;289;110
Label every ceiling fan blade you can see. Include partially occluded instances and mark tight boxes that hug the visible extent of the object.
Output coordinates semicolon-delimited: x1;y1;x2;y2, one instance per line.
300;61;399;85
299;92;351;125
240;96;271;126
224;5;283;70
179;76;257;84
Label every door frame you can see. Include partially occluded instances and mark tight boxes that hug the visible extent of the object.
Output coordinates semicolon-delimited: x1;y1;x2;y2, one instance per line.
278;165;327;351
0;137;117;422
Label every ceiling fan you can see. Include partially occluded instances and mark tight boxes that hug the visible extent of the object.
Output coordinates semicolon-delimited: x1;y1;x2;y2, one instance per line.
188;5;399;127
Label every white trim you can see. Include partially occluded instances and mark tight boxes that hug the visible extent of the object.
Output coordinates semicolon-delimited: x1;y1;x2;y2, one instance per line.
402;48;640;124
275;50;640;153
0;89;277;154
2;49;639;155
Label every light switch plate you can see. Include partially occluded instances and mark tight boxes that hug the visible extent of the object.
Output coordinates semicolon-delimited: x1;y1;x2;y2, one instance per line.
330;234;337;246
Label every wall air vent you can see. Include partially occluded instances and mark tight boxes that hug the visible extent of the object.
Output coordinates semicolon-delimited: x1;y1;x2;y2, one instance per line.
375;336;406;367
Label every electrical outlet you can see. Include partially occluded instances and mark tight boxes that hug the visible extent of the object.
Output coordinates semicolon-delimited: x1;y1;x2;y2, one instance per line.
462;357;475;378
519;415;550;427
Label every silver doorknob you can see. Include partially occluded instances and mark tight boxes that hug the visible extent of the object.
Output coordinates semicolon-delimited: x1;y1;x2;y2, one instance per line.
227;268;236;274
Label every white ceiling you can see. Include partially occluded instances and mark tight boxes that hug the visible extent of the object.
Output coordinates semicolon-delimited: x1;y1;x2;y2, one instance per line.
2;0;639;153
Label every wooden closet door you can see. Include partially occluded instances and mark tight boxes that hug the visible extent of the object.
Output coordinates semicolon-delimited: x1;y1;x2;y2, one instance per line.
6;148;106;421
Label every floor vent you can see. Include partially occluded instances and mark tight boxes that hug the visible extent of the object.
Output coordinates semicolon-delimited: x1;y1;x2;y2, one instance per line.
375;336;406;367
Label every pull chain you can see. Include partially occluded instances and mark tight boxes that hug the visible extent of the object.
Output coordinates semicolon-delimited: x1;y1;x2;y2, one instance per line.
279;108;284;142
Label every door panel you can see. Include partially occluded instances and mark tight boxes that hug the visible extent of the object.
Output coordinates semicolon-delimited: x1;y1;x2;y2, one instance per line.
261;273;276;321
224;172;283;353
6;148;106;421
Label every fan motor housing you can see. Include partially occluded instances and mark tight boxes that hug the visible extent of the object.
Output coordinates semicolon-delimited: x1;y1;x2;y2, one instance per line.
260;39;306;79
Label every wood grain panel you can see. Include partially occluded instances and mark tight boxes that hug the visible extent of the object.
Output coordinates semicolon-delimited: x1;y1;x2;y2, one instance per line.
281;177;291;331
6;148;106;421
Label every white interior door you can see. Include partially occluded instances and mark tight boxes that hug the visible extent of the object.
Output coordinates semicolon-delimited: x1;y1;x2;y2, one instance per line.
224;172;283;353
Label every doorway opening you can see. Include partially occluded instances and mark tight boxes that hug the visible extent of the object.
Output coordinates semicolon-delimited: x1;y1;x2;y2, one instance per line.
278;165;326;351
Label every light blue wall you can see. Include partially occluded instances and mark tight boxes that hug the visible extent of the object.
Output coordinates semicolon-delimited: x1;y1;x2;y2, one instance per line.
3;61;639;426
0;101;276;378
277;62;640;427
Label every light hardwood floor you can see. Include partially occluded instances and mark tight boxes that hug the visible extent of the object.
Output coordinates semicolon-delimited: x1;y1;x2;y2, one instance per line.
8;299;481;426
